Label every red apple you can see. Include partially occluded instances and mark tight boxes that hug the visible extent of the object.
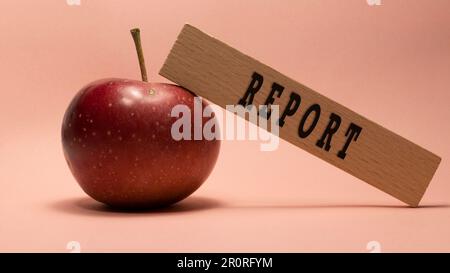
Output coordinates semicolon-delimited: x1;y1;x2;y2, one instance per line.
61;29;220;208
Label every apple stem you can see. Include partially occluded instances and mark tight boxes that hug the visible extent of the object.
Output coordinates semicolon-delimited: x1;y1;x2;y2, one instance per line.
130;28;148;82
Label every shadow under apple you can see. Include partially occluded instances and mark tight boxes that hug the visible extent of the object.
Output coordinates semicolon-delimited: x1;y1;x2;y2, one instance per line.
50;195;224;217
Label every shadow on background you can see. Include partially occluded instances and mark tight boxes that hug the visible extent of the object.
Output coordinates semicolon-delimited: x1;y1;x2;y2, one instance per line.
224;204;450;210
50;196;450;217
50;196;223;217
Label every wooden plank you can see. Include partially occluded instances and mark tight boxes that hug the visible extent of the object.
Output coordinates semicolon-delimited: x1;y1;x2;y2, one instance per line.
159;24;441;207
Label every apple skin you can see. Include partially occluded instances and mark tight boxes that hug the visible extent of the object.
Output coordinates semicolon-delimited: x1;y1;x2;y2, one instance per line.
61;78;220;208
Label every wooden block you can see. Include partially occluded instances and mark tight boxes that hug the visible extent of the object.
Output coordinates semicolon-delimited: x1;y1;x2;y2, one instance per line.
159;24;441;207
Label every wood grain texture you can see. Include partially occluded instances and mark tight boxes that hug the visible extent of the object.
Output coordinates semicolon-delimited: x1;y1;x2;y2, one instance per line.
159;24;441;207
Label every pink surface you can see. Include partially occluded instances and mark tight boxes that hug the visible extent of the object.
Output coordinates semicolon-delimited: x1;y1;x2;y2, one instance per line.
1;0;449;252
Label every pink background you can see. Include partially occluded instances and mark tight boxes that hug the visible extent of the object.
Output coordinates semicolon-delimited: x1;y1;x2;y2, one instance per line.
1;0;449;252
